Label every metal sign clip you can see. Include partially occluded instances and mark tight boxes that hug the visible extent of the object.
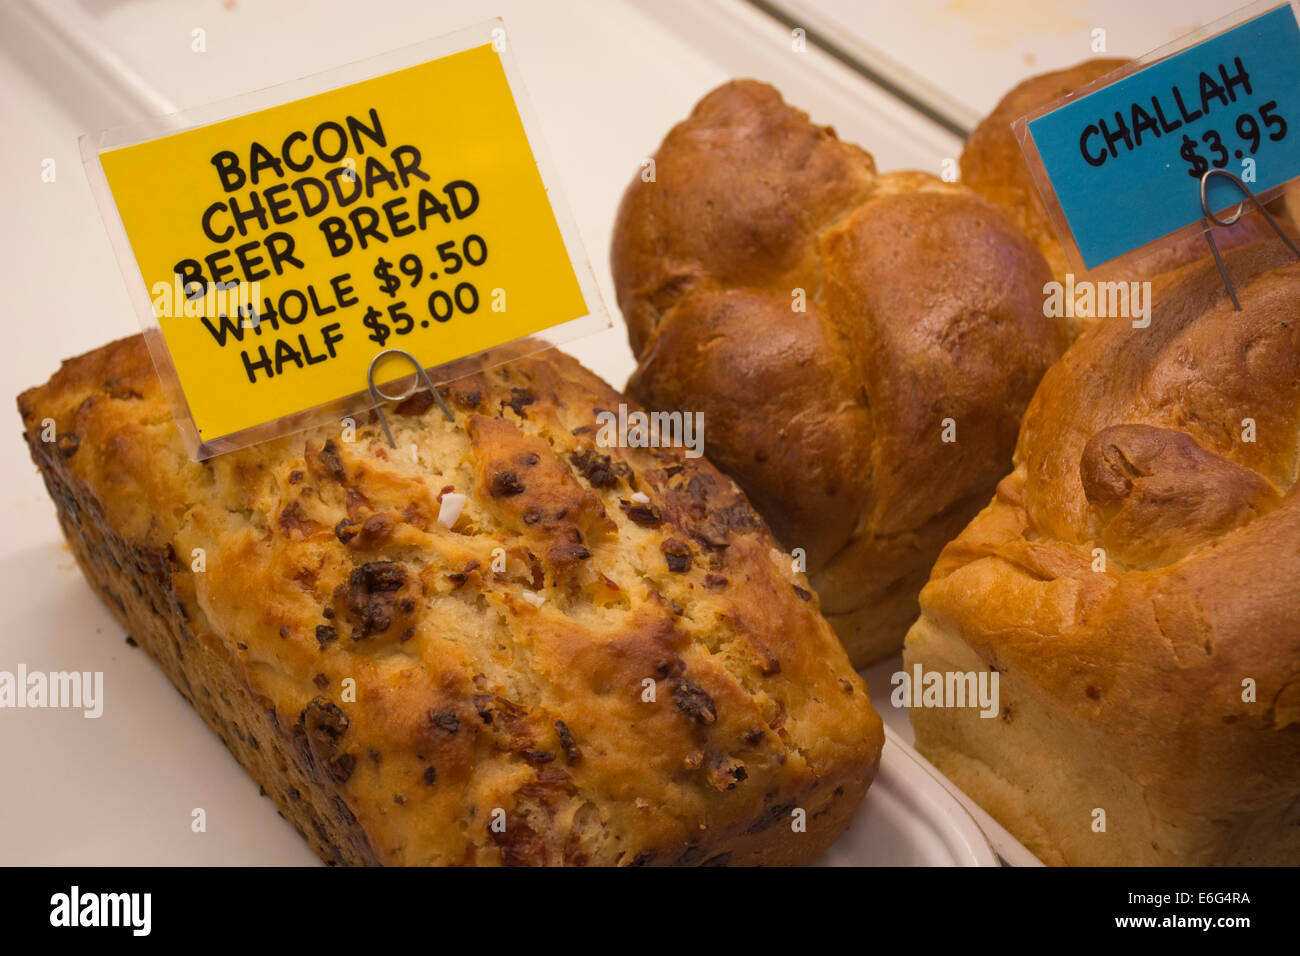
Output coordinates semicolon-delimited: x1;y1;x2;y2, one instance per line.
366;348;454;448
1199;169;1300;311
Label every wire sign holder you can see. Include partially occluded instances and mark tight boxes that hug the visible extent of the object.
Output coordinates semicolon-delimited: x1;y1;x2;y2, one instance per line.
1198;169;1300;311
367;348;455;449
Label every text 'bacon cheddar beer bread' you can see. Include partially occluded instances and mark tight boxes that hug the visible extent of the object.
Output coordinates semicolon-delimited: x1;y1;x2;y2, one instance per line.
17;335;883;866
905;243;1300;866
611;79;1069;667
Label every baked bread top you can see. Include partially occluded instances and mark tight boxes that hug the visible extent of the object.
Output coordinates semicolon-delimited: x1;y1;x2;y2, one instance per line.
611;79;1067;665
18;334;882;865
917;243;1300;813
961;58;1277;295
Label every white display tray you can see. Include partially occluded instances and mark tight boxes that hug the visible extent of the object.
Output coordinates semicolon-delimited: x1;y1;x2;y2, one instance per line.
859;657;1044;867
817;729;997;866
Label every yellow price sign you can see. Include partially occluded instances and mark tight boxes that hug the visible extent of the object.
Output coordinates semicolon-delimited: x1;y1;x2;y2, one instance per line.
86;24;602;456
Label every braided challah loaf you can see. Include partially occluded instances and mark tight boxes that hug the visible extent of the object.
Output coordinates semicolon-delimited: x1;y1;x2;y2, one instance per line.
905;242;1300;865
612;80;1068;666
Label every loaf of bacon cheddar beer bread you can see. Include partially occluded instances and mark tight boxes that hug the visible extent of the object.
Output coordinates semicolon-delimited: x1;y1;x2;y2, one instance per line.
18;334;883;866
612;79;1068;667
904;243;1300;865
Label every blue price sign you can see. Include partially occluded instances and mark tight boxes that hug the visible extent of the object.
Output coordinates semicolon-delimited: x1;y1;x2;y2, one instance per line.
1024;4;1300;269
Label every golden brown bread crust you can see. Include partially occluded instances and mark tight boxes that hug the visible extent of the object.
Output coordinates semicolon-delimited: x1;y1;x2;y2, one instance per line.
961;58;1128;282
961;58;1277;320
612;79;1067;666
18;334;883;866
905;243;1300;865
